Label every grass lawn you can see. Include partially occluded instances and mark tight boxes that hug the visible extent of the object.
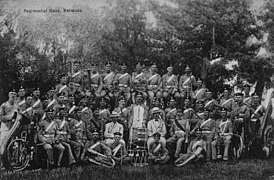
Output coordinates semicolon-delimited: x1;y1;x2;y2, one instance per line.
1;159;274;180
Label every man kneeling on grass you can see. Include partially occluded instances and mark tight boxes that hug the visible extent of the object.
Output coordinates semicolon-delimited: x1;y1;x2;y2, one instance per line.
148;132;170;164
175;128;206;167
81;129;113;167
109;132;130;164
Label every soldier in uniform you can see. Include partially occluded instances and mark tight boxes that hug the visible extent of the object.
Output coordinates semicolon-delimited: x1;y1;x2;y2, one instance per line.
113;62;132;106
68;60;85;93
204;89;218;115
179;66;197;104
53;92;67;115
230;92;251;153
109;132;130;164
211;108;233;161
131;62;148;104
194;109;216;161
148;98;165;123
104;112;125;146
165;97;177;137
162;65;179;105
147;108;166;150
87;63;103;99
219;88;234;112
148;132;170;164
101;61;116;105
243;84;253;106
43;87;57;111
69;107;87;162
81;129;112;163
38;108;65;166
193;78;206;102
98;97;111;123
55;106;76;165
56;74;69;98
147;63;162;108
113;97;130;144
31;88;43;112
191;101;204;132
16;85;26;107
0;88;20;155
166;109;188;158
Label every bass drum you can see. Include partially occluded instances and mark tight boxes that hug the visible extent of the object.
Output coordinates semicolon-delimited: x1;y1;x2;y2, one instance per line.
263;125;274;157
5;139;30;171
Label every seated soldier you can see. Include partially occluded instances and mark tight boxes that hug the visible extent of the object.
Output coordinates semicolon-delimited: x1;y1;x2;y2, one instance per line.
69;107;87;162
109;132;130;164
166;109;189;158
175;128;206;166
104;112;125;146
147;108;166;150
211;108;233;161
148;132;170;164
81;129;112;164
38;108;65;167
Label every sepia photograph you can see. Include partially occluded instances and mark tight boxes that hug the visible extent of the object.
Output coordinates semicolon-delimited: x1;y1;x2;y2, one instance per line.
0;0;274;179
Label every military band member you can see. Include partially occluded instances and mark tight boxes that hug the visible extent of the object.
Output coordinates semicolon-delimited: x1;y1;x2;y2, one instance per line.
204;89;218;115
193;78;206;102
69;60;85;92
194;109;216;161
250;93;265;138
55;106;76;165
230;92;250;150
219;88;234;112
56;74;69;97
38;108;65;166
165;97;177;136
16;85;26;107
131;62;148;104
32;88;43;112
89;108;105;137
179;66;197;100
162;65;180;103
81;129;112;163
0;88;20;155
211;108;233;161
53;92;67;115
113;62;132;105
191;101;204;132
148;98;166;123
166;109;188;158
104;112;125;146
44;87;57;110
69;108;87;162
87;63;103;99
98;97;111;123
110;132;130;164
243;84;253;106
101;61;116;99
128;92;149;131
147;63;162;107
147;108;166;150
148;132;170;164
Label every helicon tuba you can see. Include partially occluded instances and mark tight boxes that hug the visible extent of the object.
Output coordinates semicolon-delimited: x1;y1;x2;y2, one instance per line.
87;147;115;168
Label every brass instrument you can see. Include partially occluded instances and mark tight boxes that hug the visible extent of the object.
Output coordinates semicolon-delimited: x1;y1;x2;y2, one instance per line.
87;149;115;168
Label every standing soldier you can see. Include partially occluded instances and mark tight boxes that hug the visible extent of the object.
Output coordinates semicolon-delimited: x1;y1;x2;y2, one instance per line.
230;92;250;154
219;88;234;112
98;97;111;123
191;101;204;133
113;62;132;106
165;97;177;137
193;79;206;102
43;87;57;110
16;85;26;107
147;63;162;107
55;106;76;165
162;65;179;105
204;89;218;115
69;107;87;162
56;74;69;98
131;62;148;104
87;63;103;100
148;133;170;164
32;88;43;111
243;84;253;106
38;108;65;167
211;108;233;161
89;108;105;137
53;92;67;115
101;62;116;104
69;60;85;92
179;66;197;104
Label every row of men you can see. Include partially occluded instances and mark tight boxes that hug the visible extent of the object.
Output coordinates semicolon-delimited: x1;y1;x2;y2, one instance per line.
0;84;265;166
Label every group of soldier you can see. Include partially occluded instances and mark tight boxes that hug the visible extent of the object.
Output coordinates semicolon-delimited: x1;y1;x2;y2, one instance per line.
0;60;266;168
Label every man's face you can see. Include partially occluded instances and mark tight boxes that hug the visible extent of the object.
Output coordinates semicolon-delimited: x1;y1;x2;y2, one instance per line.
82;111;91;119
154;136;160;143
136;95;142;103
224;90;229;98
176;111;183;118
114;135;121;143
91;65;97;73
204;111;209;119
105;64;111;72
48;90;55;97
151;65;157;73
47;112;54;120
73;63;80;71
206;92;212;99
69;96;75;102
26;96;32;105
33;90;40;98
221;111;227;119
58;96;65;103
253;96;260;104
18;89;26;97
153;101;160;107
167;67;173;73
196;131;202;138
121;65;127;71
153;113;160;119
184;99;190;107
61;76;68;84
76;111;82;119
186;70;191;75
136;64;142;71
112;117;118;123
170;100;176;107
119;99;126;107
198;103;203;110
94;110;99;117
59;110;66;117
9;92;17;102
244;87;250;95
236;96;243;103
100;100;106;107
92;132;99;140
197;81;202;87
